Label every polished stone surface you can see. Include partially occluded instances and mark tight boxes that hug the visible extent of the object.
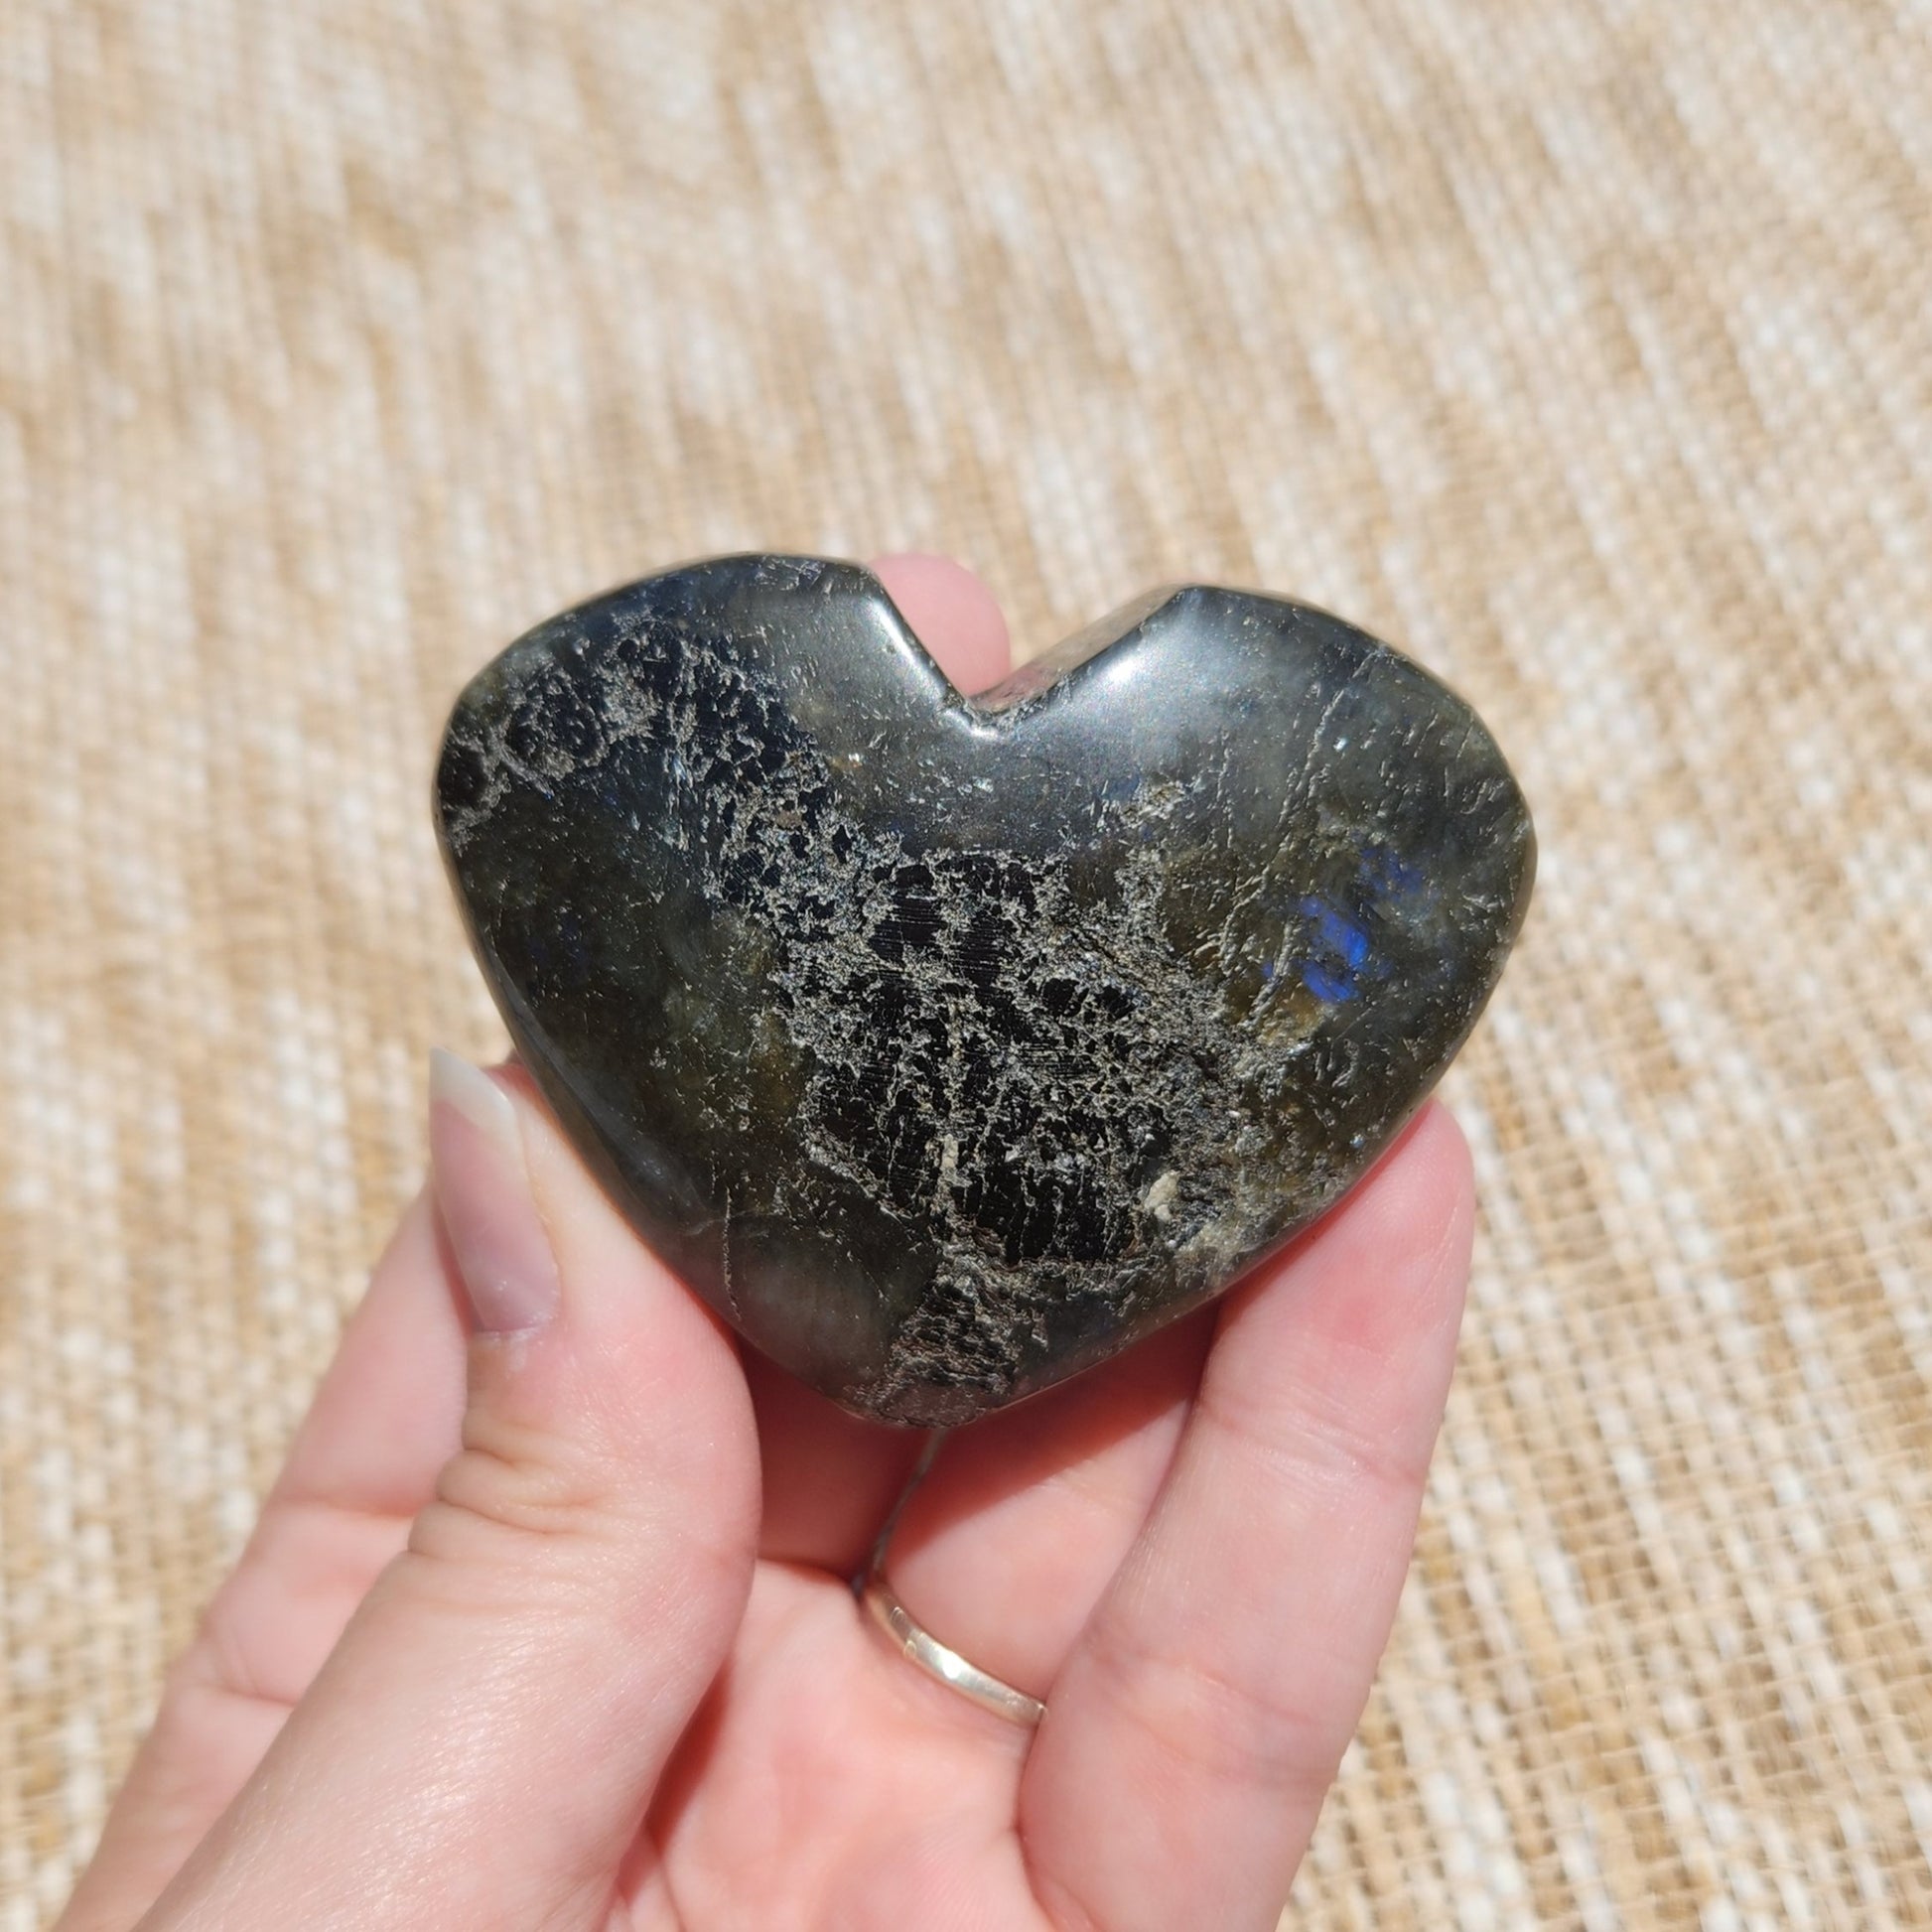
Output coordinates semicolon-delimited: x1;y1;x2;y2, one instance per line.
437;555;1534;1424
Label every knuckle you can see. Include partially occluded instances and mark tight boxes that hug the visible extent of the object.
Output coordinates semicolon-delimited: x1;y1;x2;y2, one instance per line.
407;1414;630;1578
1201;1369;1436;1503
1087;1621;1339;1802
399;1409;752;1640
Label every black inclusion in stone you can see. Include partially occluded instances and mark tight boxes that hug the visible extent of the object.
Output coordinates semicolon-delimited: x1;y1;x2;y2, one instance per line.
436;554;1535;1425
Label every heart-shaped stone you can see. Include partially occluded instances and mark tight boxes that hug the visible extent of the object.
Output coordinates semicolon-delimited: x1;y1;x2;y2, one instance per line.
436;555;1533;1424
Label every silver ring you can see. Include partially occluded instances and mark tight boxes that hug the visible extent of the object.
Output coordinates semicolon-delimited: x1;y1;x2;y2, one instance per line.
858;1432;1047;1729
862;1565;1046;1729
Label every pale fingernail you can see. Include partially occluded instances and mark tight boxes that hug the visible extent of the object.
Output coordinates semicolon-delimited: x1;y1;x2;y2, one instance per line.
428;1048;561;1333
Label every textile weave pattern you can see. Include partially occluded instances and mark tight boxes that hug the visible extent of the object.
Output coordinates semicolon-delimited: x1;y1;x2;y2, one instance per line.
2;2;1928;1926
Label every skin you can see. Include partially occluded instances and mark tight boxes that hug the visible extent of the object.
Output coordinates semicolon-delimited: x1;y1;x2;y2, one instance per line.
58;556;1475;1932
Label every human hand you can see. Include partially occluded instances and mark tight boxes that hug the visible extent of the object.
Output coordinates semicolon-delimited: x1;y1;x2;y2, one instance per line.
59;556;1474;1932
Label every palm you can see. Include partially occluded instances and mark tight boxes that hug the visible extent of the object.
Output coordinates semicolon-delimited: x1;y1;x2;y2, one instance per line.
640;1559;1040;1927
68;1088;1468;1932
635;1328;1214;1929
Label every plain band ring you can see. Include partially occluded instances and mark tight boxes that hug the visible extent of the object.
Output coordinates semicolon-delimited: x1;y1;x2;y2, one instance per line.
862;1566;1046;1728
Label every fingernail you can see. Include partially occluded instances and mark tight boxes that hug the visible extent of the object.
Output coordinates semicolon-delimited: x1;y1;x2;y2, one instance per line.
428;1048;562;1333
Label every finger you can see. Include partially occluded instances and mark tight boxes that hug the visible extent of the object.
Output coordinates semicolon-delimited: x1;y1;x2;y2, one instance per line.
875;1310;1211;1699
752;550;1014;1576
270;1192;469;1520
58;1190;469;1931
1020;1103;1474;1932
872;551;1012;696
876;1118;1456;1706
138;1053;760;1932
742;1349;926;1574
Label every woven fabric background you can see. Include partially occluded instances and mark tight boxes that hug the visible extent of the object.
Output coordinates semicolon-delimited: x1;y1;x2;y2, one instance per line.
3;2;1929;1925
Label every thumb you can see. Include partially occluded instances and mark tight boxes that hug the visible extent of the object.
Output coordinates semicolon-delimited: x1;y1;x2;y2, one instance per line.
143;1050;759;1932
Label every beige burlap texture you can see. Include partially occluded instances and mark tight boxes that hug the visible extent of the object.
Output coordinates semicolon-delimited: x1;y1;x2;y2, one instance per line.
3;2;1929;1926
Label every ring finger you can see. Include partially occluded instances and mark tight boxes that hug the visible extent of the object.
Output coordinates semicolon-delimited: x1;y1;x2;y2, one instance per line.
876;1305;1213;1704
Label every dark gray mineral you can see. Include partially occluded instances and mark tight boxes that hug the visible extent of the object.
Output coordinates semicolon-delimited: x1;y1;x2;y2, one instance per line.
436;555;1534;1424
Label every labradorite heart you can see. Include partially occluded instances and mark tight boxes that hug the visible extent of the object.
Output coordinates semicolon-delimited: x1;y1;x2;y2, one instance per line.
436;555;1533;1425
